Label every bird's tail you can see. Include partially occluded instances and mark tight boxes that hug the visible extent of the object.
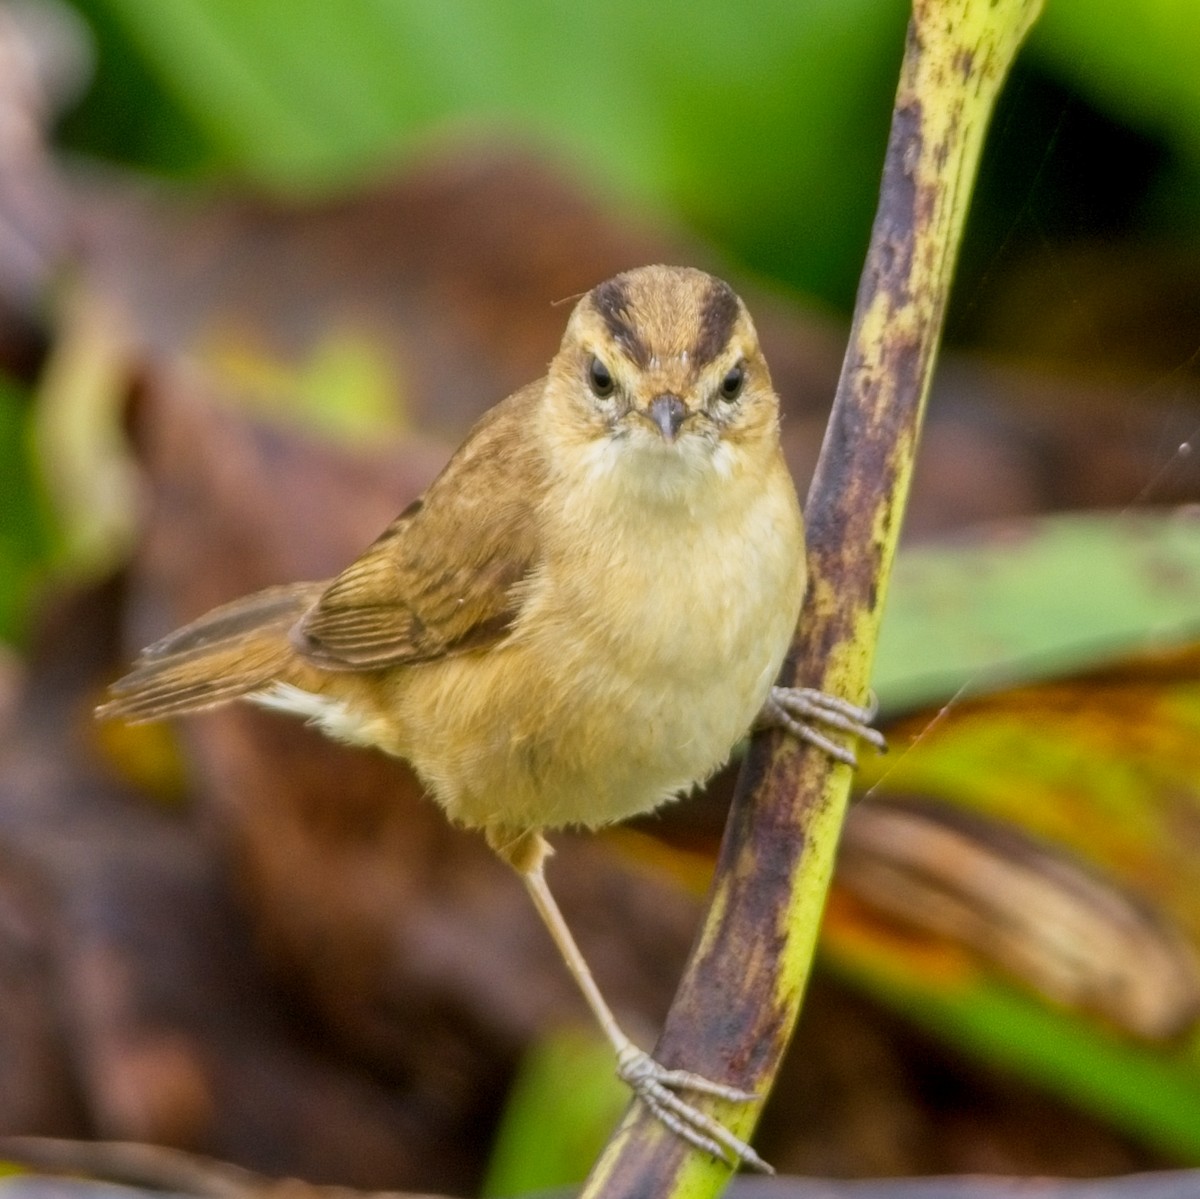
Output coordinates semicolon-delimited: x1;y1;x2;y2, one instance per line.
99;582;325;722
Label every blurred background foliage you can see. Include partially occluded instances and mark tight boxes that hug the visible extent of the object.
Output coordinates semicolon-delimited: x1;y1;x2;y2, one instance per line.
54;0;1200;307
4;1;1200;1193
1;0;1195;646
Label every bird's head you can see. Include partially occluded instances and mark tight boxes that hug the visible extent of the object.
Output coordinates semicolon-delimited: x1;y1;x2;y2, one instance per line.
544;265;782;496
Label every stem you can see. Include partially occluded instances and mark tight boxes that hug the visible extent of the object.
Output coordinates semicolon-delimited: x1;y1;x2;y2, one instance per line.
579;1;1044;1195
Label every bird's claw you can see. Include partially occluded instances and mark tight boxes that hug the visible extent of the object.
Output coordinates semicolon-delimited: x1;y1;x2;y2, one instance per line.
616;1045;772;1173
759;686;887;768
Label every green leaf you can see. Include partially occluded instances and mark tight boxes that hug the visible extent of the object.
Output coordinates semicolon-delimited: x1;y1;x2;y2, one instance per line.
0;376;56;647
67;0;909;304
482;1028;627;1198
828;944;1200;1161
874;510;1200;714
1030;0;1200;166
57;0;211;173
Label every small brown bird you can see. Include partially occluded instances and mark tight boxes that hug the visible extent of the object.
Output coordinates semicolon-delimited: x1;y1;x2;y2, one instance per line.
102;265;880;1170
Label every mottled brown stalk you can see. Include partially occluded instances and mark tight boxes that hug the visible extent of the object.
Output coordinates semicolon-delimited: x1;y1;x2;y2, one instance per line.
579;1;1045;1195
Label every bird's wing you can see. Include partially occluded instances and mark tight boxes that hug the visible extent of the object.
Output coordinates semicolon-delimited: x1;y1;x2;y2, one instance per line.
293;383;547;669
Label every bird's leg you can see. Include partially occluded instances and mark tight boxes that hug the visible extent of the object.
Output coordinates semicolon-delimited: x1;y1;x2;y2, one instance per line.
491;829;772;1173
757;686;887;768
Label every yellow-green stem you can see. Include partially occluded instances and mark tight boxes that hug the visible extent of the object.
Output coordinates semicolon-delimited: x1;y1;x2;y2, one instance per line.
579;0;1044;1195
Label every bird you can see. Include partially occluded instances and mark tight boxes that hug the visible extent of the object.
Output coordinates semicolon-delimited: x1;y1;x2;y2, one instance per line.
100;264;882;1171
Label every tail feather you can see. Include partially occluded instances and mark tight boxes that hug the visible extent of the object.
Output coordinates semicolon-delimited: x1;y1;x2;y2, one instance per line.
101;582;325;722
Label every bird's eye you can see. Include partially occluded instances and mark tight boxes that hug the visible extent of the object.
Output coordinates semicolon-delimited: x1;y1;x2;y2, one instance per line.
588;356;615;399
718;362;745;402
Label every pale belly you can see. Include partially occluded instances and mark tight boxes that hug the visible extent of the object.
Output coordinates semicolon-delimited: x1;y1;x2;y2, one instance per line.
385;507;803;832
254;593;795;834
385;616;789;832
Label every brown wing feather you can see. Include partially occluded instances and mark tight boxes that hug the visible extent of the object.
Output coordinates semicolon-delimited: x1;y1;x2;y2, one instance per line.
100;582;324;721
294;382;547;669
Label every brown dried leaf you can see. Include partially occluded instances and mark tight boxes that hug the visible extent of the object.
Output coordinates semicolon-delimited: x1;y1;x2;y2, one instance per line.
0;587;476;1191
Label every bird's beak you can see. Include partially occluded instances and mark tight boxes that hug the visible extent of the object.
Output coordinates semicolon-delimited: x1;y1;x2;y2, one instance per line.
645;393;688;442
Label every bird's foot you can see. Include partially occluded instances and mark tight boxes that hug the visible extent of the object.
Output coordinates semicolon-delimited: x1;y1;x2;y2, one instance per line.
758;686;887;768
616;1044;772;1173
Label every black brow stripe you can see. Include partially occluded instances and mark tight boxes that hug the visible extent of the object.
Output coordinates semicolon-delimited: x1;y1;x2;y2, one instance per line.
693;278;740;367
590;277;649;368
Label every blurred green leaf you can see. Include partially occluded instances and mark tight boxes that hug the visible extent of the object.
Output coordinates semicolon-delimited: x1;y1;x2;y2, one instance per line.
827;934;1200;1161
57;0;211;173
483;1028;626;1197
874;510;1200;715
0;376;56;647
64;0;908;304
1030;1;1200;167
56;0;1200;311
197;325;407;444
